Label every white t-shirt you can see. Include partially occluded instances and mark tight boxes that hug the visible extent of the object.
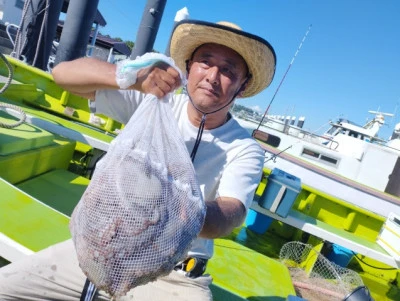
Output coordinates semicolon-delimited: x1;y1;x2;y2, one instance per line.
94;89;264;259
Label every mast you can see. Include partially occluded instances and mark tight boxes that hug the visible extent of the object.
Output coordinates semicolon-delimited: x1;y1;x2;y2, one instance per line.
54;0;99;65
16;0;63;70
130;0;167;59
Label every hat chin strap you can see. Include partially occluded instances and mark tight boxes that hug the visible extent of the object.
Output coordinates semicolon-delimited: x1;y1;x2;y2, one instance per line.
187;85;244;162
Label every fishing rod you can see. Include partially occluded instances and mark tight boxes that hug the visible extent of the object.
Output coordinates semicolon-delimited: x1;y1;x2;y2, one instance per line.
265;145;293;163
255;24;312;132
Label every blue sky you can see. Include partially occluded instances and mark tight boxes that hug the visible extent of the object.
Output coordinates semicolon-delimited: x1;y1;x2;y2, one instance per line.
97;0;400;139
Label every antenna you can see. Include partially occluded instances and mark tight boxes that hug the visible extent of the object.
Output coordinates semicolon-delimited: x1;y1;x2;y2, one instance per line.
388;102;399;128
368;110;394;117
256;24;312;132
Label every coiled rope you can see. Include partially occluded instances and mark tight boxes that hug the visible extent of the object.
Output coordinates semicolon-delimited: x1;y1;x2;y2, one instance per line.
0;52;27;128
1;0;52;128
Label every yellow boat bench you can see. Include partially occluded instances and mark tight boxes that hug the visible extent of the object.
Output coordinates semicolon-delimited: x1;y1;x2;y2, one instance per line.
0;110;76;184
250;201;399;268
0;56;123;135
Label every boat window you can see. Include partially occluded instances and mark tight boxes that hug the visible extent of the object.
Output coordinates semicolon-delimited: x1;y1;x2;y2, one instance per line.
320;155;338;165
326;126;339;135
349;131;359;138
326;127;335;135
301;148;339;166
302;149;319;158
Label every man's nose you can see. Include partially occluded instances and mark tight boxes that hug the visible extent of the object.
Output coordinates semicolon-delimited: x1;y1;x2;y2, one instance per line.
206;66;220;85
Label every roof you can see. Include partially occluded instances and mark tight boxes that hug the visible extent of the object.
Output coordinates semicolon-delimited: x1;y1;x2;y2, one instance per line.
89;33;131;56
56;22;131;56
61;1;106;27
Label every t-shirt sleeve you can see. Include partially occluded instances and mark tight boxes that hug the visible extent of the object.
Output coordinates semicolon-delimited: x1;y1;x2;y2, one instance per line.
94;89;146;124
217;141;264;210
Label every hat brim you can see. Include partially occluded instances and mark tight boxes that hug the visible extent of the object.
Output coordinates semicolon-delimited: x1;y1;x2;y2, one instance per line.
169;20;276;98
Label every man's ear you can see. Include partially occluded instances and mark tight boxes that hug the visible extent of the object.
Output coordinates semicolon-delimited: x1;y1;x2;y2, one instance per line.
185;60;191;78
236;82;248;98
237;90;245;98
236;74;251;98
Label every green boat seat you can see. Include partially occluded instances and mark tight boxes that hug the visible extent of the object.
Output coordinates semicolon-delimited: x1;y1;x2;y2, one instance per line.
0;110;54;155
0;137;75;184
0;83;43;103
207;239;296;300
0;56;124;134
0;110;76;184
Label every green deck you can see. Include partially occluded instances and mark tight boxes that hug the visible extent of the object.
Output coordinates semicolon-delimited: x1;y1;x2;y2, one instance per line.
0;178;71;252
17;169;89;216
0;168;88;256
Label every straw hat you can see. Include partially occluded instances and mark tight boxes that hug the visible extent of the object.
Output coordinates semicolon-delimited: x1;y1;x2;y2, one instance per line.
169;20;276;98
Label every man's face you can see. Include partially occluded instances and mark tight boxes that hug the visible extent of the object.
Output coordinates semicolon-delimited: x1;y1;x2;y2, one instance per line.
186;43;248;113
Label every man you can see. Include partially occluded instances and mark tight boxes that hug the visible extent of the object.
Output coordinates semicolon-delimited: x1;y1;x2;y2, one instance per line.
0;20;276;300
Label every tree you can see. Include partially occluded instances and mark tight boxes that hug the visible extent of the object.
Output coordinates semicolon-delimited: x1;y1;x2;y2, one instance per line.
125;41;134;51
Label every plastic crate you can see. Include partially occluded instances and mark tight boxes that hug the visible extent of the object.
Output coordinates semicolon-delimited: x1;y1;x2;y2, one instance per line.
259;168;301;217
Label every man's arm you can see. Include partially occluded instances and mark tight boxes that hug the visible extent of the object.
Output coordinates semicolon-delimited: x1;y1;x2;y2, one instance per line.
199;197;246;239
199;140;264;239
51;57;181;99
52;57;117;99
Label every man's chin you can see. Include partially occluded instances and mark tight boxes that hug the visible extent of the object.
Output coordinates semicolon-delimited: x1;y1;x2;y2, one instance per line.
189;92;224;108
201;93;221;104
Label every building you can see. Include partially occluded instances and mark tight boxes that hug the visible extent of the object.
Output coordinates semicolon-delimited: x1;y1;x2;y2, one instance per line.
0;0;26;26
0;0;130;66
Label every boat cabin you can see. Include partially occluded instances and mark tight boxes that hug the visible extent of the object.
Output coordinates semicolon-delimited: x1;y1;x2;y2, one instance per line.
324;119;375;142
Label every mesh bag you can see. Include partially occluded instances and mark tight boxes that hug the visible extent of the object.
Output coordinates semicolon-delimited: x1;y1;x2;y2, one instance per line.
280;241;364;300
70;94;206;298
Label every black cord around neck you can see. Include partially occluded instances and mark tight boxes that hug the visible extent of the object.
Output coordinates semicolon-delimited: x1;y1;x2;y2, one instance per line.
188;84;245;162
190;113;207;161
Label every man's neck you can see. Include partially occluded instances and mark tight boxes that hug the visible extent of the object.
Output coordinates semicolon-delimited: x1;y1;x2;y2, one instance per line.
187;105;230;130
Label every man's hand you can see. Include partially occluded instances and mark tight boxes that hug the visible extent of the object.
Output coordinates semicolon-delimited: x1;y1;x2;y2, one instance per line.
135;62;182;99
52;57;182;100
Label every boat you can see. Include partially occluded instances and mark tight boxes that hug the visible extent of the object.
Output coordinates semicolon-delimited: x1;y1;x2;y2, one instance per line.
0;1;399;300
235;112;400;217
232;112;400;299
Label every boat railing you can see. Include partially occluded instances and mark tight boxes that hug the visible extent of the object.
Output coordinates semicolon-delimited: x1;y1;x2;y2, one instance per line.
5;23;18;47
283;124;340;150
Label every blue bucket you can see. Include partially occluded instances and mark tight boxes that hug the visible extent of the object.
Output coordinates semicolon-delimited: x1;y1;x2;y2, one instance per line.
245;209;272;234
327;244;354;267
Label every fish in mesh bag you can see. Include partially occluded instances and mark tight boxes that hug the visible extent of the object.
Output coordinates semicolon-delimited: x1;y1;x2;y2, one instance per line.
279;241;364;301
70;91;206;298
